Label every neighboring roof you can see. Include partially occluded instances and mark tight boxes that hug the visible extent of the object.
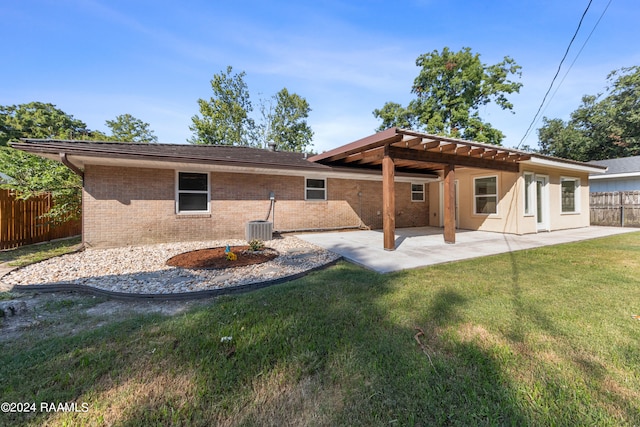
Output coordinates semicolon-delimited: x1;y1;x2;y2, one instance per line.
309;128;607;174
588;155;640;179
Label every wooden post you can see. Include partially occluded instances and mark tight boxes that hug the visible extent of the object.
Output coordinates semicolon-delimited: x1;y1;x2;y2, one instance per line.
443;163;456;244
620;191;625;227
382;146;396;250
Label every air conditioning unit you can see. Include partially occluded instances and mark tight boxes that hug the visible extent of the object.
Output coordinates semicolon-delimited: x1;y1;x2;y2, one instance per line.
245;220;273;241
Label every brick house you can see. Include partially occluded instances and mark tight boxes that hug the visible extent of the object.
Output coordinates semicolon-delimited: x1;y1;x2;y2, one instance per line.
12;128;606;249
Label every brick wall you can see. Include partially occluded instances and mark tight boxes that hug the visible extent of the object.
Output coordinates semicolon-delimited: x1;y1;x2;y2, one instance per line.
83;165;429;247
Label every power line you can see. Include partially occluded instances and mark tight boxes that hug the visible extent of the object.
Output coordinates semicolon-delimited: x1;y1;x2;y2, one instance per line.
539;0;613;120
517;0;594;149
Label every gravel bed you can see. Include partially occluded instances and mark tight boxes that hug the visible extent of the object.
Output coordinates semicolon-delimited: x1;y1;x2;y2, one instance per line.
3;236;340;294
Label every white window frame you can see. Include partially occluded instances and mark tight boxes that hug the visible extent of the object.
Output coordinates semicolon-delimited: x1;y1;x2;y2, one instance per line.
523;172;535;216
560;177;580;214
305;177;327;201
473;175;498;215
175;171;210;214
411;183;425;202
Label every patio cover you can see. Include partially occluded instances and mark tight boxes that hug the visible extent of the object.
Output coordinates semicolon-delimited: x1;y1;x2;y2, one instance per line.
309;127;599;249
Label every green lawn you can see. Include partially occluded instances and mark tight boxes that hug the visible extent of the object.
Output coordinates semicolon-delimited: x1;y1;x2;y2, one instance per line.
0;236;81;267
1;232;639;426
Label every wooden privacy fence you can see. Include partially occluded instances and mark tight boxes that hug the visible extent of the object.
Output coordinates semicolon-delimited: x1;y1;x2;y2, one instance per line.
0;189;81;250
590;191;640;227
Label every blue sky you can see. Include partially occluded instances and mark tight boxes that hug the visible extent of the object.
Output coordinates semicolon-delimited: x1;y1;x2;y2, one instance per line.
3;0;638;152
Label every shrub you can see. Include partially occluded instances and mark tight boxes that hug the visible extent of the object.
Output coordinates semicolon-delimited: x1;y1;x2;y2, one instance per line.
248;239;265;251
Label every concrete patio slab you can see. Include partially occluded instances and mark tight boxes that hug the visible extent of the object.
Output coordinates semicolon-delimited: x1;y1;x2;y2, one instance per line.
296;226;639;273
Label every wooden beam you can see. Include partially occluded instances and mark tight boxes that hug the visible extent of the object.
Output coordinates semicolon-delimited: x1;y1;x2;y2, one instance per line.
388;146;520;172
443;164;455;244
482;149;498;158
396;137;423;148
439;143;457;152
468;147;485;157
382;147;396;251
321;134;402;162
343;147;385;164
455;145;472;155
512;154;531;161
342;152;365;163
422;140;441;150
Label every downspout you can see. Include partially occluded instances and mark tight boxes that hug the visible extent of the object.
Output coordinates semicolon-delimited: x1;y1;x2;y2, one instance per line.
59;152;85;246
59;152;84;178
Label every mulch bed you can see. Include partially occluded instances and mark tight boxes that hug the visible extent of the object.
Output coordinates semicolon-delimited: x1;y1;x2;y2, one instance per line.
166;246;278;270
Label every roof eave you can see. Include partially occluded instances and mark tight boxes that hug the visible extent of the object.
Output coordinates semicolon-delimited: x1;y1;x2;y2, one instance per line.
10;141;331;172
523;156;608;174
589;171;640;180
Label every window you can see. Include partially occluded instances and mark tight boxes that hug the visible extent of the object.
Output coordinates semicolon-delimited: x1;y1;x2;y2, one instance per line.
561;177;580;213
411;183;425;202
177;172;209;213
474;176;498;215
305;178;326;200
524;172;534;215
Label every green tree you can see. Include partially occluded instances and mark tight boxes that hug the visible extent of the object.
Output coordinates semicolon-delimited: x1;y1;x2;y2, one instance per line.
0;102;85;223
260;88;313;152
105;113;158;143
0;102;90;146
189;66;256;145
373;47;522;145
0;149;81;223
538;66;640;161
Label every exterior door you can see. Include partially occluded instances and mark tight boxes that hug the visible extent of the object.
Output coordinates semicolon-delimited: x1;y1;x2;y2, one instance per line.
535;176;549;231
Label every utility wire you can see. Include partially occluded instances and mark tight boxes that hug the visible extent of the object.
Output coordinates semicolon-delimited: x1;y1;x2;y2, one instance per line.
517;0;594;148
539;0;613;120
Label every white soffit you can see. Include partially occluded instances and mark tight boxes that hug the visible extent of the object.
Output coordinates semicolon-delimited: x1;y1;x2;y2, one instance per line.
522;157;607;174
589;171;640;180
66;155;437;183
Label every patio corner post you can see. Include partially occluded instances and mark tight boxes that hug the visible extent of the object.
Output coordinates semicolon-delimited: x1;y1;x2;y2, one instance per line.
443;163;456;244
382;145;396;250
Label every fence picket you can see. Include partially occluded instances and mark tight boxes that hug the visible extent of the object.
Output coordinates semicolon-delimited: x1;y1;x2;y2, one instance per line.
590;191;640;227
0;189;81;250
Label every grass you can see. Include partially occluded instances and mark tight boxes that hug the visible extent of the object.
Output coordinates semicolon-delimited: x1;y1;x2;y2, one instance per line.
0;236;82;267
1;232;639;426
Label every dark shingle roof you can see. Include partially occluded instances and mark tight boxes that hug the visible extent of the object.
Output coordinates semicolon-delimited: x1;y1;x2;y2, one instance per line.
11;139;330;171
589;155;640;175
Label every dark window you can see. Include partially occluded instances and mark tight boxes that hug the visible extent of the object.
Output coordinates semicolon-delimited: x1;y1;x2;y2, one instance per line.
306;178;326;200
177;172;209;212
474;176;498;214
561;178;578;213
411;183;425;201
179;172;208;191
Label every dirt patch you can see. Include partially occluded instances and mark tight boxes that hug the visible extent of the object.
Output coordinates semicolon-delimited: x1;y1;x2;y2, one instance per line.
0;291;209;342
166;246;278;269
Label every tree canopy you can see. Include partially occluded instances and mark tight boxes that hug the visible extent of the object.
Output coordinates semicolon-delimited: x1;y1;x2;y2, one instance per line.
105;113;158;143
538;66;640;161
259;88;313;152
0;148;81;223
0;103;159;222
189;66;255;146
0;102;90;146
373;47;522;145
189;66;314;151
0;102;87;222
